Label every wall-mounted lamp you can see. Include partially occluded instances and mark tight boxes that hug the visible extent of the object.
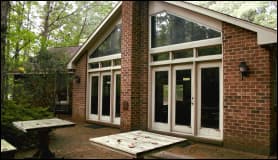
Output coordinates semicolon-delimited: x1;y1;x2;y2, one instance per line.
239;61;249;80
74;75;80;83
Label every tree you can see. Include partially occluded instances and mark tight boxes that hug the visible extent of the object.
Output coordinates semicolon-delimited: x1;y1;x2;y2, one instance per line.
1;1;10;108
189;1;277;29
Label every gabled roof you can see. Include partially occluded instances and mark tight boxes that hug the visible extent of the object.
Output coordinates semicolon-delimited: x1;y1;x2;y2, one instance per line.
67;2;122;69
166;1;277;45
67;1;277;70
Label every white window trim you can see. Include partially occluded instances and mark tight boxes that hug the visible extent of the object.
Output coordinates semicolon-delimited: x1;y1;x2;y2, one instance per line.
88;66;121;73
88;54;121;63
148;7;223;140
149;38;222;54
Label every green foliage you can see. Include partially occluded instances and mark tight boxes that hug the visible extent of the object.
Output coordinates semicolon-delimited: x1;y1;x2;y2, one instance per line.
189;1;277;29
1;100;54;149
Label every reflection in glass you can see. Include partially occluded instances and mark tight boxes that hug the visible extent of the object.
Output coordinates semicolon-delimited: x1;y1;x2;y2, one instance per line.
197;45;222;56
155;71;168;123
153;53;169;61
102;75;111;116
151;12;221;48
89;63;99;69
114;59;121;66
101;61;111;67
90;25;121;58
173;49;193;59
91;77;98;114
175;70;191;126
201;67;219;129
115;74;121;117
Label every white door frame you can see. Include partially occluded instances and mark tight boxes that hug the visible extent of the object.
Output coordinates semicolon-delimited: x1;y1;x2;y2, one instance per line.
100;72;112;122
152;66;171;132
113;71;121;125
172;65;193;134
197;62;223;139
88;73;100;121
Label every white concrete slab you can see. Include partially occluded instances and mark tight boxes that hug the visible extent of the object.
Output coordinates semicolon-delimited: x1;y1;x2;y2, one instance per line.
13;118;75;132
90;130;186;157
1;139;16;152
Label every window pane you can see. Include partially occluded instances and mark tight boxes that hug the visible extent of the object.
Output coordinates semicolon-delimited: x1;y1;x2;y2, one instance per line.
155;71;168;123
201;67;219;129
152;53;169;61
115;74;121;117
89;63;99;69
151;12;221;48
114;59;121;66
102;75;111;116
197;45;222;56
90;25;121;58
173;49;193;59
101;61;111;67
175;69;191;126
91;76;98;114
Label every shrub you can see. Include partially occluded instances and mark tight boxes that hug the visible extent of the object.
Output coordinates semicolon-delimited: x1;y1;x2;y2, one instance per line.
1;100;54;149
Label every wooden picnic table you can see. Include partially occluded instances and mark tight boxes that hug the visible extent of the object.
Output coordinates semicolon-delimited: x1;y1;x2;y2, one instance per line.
13;118;75;159
90;130;187;158
1;139;17;159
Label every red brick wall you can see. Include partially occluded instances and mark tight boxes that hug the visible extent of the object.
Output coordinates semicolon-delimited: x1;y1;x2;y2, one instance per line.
120;1;149;131
222;22;272;155
72;53;87;122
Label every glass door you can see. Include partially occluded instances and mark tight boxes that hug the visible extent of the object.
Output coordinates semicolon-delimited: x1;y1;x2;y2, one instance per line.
152;67;170;132
197;62;222;138
100;72;111;122
172;65;193;134
113;71;121;125
89;73;99;121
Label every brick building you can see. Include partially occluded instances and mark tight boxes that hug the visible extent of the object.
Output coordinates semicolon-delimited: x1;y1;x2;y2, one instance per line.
67;2;277;155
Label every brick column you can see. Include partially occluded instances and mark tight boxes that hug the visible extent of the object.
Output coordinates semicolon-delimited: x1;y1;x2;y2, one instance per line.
222;22;272;155
120;1;149;131
72;52;87;122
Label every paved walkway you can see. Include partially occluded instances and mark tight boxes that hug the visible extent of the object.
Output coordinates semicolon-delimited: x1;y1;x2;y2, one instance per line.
15;115;275;159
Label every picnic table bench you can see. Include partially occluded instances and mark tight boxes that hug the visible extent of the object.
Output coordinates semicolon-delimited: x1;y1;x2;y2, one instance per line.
1;139;17;159
90;130;187;158
13;118;75;159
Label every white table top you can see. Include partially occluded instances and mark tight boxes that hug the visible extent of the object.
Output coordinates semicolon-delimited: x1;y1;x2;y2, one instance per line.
13;118;75;132
1;139;16;152
90;130;186;157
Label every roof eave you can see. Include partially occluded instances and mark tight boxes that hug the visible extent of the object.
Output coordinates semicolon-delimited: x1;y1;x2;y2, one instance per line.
67;2;122;70
165;1;277;45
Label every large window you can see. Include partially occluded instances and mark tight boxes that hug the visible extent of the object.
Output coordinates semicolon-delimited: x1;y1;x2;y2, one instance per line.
151;12;221;48
89;25;121;58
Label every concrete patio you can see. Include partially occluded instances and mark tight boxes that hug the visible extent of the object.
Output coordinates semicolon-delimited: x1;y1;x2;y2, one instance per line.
14;115;276;159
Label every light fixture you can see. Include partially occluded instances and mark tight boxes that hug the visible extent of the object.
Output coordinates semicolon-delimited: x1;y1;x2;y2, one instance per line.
239;61;249;80
74;75;80;83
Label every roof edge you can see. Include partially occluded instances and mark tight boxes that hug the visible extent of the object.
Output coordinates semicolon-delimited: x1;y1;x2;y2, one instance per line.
67;2;122;70
165;1;277;45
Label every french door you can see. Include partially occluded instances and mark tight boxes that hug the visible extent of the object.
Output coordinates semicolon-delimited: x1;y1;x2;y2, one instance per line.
151;62;222;139
88;71;121;124
197;62;222;138
172;65;193;134
100;72;111;122
89;74;99;121
152;67;170;132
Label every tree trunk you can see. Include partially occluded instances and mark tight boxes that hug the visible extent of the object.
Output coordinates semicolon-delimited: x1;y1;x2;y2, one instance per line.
40;1;51;53
1;1;10;108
